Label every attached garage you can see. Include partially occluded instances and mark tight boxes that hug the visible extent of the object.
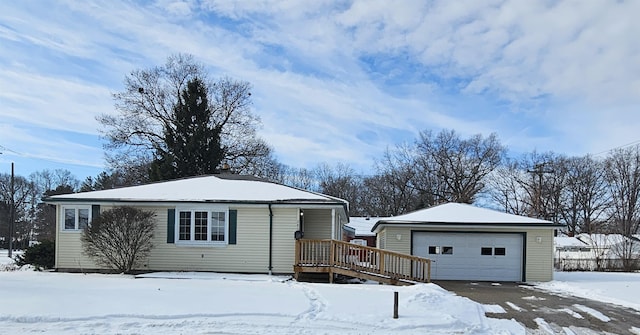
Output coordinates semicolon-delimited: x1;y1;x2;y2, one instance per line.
372;203;563;282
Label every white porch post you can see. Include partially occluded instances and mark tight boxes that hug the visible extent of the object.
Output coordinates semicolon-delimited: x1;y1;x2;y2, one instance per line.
331;208;336;240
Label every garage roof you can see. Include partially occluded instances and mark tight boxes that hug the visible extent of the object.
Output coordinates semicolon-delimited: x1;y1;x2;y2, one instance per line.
372;202;558;232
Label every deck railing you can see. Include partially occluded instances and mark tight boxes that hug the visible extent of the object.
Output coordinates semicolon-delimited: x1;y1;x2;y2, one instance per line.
295;239;431;283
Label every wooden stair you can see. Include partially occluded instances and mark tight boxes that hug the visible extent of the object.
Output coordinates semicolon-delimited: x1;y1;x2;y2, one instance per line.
294;239;431;286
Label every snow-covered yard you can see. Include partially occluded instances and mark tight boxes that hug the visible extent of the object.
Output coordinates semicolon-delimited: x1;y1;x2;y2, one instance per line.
3;250;640;334
535;271;640;312
0;250;521;334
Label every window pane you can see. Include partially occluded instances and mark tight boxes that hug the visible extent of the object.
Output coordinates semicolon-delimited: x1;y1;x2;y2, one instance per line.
442;246;453;255
64;209;76;230
194;211;208;241
211;211;225;241
78;209;89;229
179;211;191;241
428;246;438;254
481;247;493;256
494;247;506;256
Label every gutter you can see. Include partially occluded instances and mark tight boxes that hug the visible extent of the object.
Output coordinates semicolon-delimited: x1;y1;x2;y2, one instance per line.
268;204;273;275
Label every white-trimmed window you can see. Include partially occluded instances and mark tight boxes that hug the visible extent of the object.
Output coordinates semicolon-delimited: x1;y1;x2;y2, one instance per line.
62;206;91;231
176;207;228;244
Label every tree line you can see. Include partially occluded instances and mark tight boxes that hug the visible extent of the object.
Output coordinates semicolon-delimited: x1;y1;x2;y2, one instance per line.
1;54;639;251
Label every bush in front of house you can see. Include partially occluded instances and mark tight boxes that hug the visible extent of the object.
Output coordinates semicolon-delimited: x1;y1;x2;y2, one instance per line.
16;240;55;269
82;206;155;273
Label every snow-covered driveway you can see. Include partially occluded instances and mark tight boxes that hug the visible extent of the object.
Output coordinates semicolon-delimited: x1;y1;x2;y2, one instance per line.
437;280;640;334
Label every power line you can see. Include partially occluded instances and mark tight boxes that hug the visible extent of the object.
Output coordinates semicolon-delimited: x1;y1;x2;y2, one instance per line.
591;139;640;157
0;144;21;156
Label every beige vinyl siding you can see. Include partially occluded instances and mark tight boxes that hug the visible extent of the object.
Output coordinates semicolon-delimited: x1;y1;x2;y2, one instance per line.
148;206;271;273
55;204;97;270
379;227;412;255
302;209;332;239
55;204;337;274
270;207;299;273
524;228;554;281
56;231;98;269
377;231;386;249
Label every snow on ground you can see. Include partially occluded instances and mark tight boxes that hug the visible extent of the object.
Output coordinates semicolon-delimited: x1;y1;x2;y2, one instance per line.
534;271;640;311
0;251;523;335
573;304;611;322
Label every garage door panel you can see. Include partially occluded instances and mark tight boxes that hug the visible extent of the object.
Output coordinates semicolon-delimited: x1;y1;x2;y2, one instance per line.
412;232;523;281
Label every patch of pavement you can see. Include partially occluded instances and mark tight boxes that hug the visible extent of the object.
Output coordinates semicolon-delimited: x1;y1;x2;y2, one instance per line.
436;281;640;334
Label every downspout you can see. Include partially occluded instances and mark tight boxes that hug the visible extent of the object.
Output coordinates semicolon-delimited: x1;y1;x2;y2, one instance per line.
268;204;273;275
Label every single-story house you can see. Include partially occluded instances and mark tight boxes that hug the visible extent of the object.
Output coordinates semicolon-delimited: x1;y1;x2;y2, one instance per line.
45;175;348;274
557;233;640;271
371;203;563;282
343;217;384;247
554;236;593;270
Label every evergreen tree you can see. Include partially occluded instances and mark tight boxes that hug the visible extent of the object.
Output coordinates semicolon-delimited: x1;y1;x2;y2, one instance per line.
150;77;223;181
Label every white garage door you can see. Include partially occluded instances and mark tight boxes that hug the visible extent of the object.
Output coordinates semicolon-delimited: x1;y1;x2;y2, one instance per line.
412;232;524;281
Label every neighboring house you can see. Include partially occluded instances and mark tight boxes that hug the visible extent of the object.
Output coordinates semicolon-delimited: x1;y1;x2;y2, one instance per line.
555;234;640;271
45;175;348;274
343;217;384;247
372;203;562;282
554;236;593;270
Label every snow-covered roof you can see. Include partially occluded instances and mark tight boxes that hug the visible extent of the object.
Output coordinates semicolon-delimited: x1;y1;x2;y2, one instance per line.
576;234;628;247
45;175;347;206
555;237;588;248
346;217;387;236
372;203;556;232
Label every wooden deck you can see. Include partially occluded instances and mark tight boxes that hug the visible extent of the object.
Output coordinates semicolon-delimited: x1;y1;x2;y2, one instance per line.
294;239;431;285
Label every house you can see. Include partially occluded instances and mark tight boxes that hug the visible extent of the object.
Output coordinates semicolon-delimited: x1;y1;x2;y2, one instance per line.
554;236;593;270
45;175;348;274
371;203;563;282
555;233;640;271
343;217;384;247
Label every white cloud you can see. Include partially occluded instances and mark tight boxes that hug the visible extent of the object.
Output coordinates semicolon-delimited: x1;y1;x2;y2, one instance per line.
1;0;639;179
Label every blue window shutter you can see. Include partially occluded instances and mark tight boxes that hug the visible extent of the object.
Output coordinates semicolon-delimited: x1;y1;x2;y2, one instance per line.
91;205;100;220
229;209;237;245
167;208;175;243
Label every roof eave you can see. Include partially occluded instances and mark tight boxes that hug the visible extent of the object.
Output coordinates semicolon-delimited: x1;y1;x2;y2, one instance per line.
371;220;565;233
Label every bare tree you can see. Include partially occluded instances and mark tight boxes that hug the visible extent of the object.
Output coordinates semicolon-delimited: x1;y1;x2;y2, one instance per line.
82;206;156;273
604;145;640;270
0;173;37;249
559;156;609;235
414;130;506;204
361;145;421;216
315;163;363;214
98;53;272;179
486;160;530;215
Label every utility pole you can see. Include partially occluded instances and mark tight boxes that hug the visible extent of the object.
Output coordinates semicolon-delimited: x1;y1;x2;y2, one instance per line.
8;162;15;258
527;162;554;219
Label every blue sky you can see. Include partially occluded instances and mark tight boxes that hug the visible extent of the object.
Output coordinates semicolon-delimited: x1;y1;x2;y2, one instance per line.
1;1;639;181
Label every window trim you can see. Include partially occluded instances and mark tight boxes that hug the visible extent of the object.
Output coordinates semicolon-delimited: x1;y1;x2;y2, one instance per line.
175;206;229;246
494;247;506;256
60;205;92;231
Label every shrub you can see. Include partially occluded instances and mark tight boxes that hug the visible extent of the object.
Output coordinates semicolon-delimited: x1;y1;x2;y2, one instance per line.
82;206;155;273
16;240;55;269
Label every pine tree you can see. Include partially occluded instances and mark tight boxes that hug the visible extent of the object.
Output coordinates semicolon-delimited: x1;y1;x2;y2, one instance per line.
150;78;223;181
